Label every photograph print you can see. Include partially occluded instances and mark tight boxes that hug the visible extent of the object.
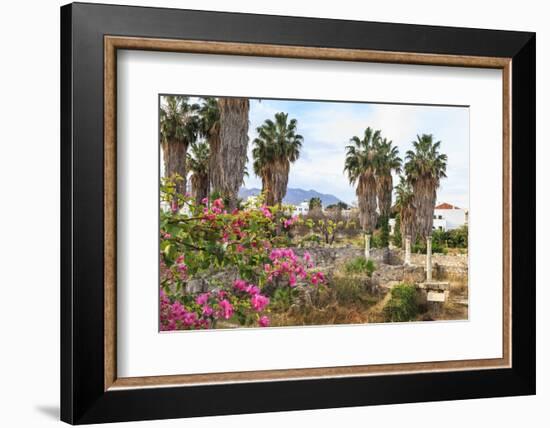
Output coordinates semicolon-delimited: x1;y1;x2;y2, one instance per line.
159;95;469;331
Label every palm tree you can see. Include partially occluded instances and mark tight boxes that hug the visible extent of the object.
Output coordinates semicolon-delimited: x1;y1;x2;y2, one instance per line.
375;138;402;219
344;127;381;259
404;134;447;279
160;96;199;195
374;137;402;252
198;97;221;195
308;197;323;212
252;112;303;206
218;97;250;209
394;176;416;264
187;141;210;205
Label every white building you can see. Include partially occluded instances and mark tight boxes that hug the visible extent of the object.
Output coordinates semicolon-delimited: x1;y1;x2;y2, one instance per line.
432;202;468;231
292;201;310;216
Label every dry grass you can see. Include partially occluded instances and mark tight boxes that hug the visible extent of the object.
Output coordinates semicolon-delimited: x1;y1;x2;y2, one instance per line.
269;273;382;327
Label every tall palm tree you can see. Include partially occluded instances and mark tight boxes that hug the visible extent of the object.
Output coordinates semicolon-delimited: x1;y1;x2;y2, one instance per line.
375;138;402;219
187;141;210;205
308;197;323;212
395;176;416;264
404;134;447;279
404;134;447;239
198;97;221;195
252;112;303;206
344;127;381;259
218;97;250;209
160;96;199;195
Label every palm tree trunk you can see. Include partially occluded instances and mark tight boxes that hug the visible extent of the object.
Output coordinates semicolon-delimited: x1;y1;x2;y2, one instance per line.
377;174;393;219
412;177;436;239
218;98;250;210
191;173;209;205
357;172;378;233
272;159;290;206
262;169;276;206
162;139;188;196
208;123;222;195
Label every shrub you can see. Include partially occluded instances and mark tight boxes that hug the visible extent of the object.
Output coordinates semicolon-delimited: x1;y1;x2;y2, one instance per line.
412;236;445;254
383;283;418;322
332;276;363;305
159;176;326;330
326;276;379;308
344;257;376;277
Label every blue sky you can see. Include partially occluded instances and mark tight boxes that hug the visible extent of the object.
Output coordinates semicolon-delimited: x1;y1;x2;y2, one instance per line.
245;98;469;209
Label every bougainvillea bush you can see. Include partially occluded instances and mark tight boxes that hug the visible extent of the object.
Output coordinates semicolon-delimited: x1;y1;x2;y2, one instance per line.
159;177;326;331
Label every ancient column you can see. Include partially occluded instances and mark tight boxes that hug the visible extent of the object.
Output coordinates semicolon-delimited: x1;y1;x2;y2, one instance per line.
426;235;433;281
404;235;411;266
364;232;371;260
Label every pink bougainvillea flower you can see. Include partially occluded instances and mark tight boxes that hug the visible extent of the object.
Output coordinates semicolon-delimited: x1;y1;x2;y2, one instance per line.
201;197;209;205
183;311;197;326
283;215;299;229
260;205;273;219
213;198;224;210
258;315;270;327
196;293;210;306
311;271;325;285
218;299;234;319
233;279;248;292
289;273;297;287
202;305;213;316
246;284;260;295
251;294;270;312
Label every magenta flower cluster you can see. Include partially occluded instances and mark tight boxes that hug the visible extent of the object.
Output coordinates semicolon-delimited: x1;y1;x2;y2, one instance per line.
160;289;207;330
283;215;299;229
233;279;270;313
260;205;273;219
264;248;324;287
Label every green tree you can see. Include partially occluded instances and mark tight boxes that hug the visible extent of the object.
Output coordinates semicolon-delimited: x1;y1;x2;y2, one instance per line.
326;201;349;210
308;197;323;212
394;175;417;249
375;137;402;219
187;141;210;204
404;134;448;241
160;96;199;195
252;112;303;206
344;127;381;259
198;97;221;195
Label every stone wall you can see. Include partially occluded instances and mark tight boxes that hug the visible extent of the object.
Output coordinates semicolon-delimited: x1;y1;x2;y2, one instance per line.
292;246;467;286
390;249;468;278
371;264;425;288
185;246;468;293
292;246;389;268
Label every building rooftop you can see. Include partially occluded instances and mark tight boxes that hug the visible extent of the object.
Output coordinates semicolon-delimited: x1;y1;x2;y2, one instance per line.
435;202;461;210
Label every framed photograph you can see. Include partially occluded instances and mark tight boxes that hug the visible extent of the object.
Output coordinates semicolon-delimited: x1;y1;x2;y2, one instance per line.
61;2;535;424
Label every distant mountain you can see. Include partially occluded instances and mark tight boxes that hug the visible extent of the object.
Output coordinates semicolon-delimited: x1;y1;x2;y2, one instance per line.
238;187;343;207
